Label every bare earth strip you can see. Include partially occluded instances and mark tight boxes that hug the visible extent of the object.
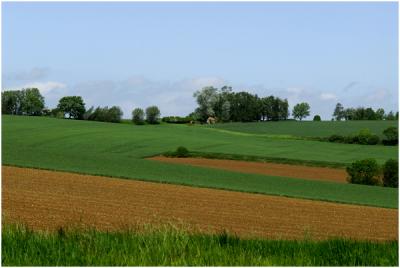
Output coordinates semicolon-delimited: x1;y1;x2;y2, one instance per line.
150;156;348;183
2;166;397;241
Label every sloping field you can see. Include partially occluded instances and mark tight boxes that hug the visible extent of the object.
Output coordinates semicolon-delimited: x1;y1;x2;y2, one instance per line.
150;156;347;183
206;120;397;138
3;116;398;208
3;166;397;241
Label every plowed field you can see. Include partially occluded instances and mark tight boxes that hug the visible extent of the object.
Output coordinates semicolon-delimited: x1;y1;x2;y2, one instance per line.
2;166;397;241
150;156;347;183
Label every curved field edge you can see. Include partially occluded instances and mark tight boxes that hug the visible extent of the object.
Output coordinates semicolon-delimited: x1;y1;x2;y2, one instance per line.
3;163;398;209
2;223;398;266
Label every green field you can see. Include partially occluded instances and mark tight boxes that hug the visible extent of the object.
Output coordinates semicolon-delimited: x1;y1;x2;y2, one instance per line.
206;120;398;138
2;115;398;208
2;223;397;266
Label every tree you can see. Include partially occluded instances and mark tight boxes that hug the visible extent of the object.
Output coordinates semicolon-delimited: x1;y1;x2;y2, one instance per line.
333;103;345;121
220;101;231;122
313;115;321;121
376;108;385;120
107;106;123;123
382;126;398;145
346;159;381;186
145;106;161;124
57;96;86;119
385;111;396;120
2;88;44;115
132;108;145;125
193;86;218;122
292;102;310;121
383;159;398;188
22;88;45;115
344;108;356;120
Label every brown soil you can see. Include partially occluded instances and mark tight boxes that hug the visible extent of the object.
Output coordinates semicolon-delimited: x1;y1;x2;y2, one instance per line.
2;166;397;241
150;156;348;183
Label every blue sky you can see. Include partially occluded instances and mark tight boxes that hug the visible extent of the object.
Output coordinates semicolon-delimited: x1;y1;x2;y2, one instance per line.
2;2;398;119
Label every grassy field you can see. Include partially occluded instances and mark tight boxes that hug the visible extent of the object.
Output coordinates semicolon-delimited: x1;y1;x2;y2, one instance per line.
2;223;398;266
206;120;398;138
2;115;398;208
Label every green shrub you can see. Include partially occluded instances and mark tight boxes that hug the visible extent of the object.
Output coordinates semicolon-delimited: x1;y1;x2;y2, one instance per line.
383;159;398;188
355;129;380;145
313;115;321;121
175;146;189;158
382;127;398;146
162;116;193;124
346;159;381;186
328;134;345;143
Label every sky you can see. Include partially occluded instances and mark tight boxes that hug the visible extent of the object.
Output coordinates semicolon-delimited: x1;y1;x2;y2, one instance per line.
2;2;398;120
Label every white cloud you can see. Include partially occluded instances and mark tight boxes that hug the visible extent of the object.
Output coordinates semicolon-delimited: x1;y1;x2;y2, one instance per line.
320;93;337;101
21;81;67;94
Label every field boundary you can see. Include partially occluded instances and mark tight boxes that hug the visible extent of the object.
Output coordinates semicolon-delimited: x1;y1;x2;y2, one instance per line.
161;151;348;169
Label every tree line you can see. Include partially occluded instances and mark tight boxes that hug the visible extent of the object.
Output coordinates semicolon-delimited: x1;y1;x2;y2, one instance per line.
1;88;161;124
191;86;313;122
333;103;398;121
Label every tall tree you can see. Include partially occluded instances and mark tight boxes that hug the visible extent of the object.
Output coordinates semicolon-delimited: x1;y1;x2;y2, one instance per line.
292;102;310;121
193;86;218;121
145;106;161;124
376;108;385;120
333;103;345;121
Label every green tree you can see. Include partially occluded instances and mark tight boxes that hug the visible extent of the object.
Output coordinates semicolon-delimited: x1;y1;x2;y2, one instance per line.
376;108;385;120
385;111;396;120
193;86;218;122
57;96;86;119
333;103;345;121
132;108;145;125
346;159;381;186
292;102;310;121
145;106;161;124
313;115;321;121
383;159;398;188
22;88;45;115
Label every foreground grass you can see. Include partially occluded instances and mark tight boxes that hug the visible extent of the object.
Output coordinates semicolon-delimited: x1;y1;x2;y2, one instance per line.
2;224;398;266
206;120;398;138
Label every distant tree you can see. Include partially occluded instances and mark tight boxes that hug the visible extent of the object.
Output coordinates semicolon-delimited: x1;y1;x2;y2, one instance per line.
292;102;310;121
146;106;161;124
333;103;345;121
22;88;45;115
57;96;86;119
396;112;399;120
385;111;396;120
193;86;218;122
107;106;123;123
2;88;44;115
83;106;94;120
376;108;385;120
382;126;398;145
364;108;377;120
313;115;321;121
220;101;231;122
132;108;145;125
344;108;356;120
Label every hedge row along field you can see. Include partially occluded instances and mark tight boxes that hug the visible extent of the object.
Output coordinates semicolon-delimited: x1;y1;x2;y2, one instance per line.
3;115;398;208
3;223;398;266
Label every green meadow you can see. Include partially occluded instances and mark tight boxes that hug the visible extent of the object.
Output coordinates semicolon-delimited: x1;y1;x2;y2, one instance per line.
2;224;398;266
2;115;398;208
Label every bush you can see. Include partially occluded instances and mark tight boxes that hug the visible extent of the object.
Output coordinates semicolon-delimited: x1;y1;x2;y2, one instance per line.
382;127;398;146
175;146;189;158
313;115;321;121
132;108;145;125
328;134;345;143
346;159;381;186
87;106;123;123
146;106;161;124
355;129;380;145
383;159;398;188
162;116;193;124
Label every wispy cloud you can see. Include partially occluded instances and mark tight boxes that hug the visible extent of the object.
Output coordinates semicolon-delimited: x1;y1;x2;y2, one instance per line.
320;93;337;101
4;67;49;82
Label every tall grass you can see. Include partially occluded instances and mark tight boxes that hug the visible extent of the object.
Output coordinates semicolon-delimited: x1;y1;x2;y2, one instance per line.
2;224;398;266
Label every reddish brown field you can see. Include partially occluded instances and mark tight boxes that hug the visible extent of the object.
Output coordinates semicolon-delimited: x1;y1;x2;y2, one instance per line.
2;166;397;241
150;156;347;183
